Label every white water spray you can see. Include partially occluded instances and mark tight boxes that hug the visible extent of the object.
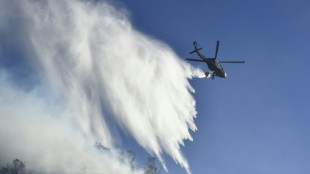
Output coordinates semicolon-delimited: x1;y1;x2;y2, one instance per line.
0;0;205;173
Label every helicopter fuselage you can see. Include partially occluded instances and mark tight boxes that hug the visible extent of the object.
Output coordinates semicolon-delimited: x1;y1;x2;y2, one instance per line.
196;51;227;78
206;59;227;78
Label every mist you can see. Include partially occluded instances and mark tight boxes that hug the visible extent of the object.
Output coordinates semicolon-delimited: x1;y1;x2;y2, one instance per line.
0;0;204;173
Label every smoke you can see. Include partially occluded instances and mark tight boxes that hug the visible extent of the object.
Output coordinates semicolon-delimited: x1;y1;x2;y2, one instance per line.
0;73;143;174
0;0;204;173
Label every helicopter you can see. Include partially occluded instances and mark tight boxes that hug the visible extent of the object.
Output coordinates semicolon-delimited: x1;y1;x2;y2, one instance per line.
186;40;245;79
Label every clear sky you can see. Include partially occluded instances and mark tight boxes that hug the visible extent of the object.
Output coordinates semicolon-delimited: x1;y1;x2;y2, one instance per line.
115;0;310;174
1;0;310;174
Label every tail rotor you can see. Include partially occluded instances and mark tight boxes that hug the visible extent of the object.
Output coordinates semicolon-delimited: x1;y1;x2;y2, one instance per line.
189;41;203;54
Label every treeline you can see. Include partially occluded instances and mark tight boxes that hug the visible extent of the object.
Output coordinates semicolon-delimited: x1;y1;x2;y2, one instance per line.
0;159;26;174
96;142;162;174
0;143;162;174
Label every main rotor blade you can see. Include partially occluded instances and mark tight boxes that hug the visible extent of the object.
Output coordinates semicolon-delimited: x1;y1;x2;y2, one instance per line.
219;61;245;63
185;58;205;62
214;40;220;60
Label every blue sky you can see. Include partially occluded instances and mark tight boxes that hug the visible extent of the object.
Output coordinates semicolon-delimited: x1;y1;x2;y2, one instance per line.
115;0;310;173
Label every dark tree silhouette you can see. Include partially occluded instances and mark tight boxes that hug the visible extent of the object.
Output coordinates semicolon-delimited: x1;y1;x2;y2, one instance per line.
144;157;161;174
0;159;26;174
95;142;111;153
121;150;138;171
